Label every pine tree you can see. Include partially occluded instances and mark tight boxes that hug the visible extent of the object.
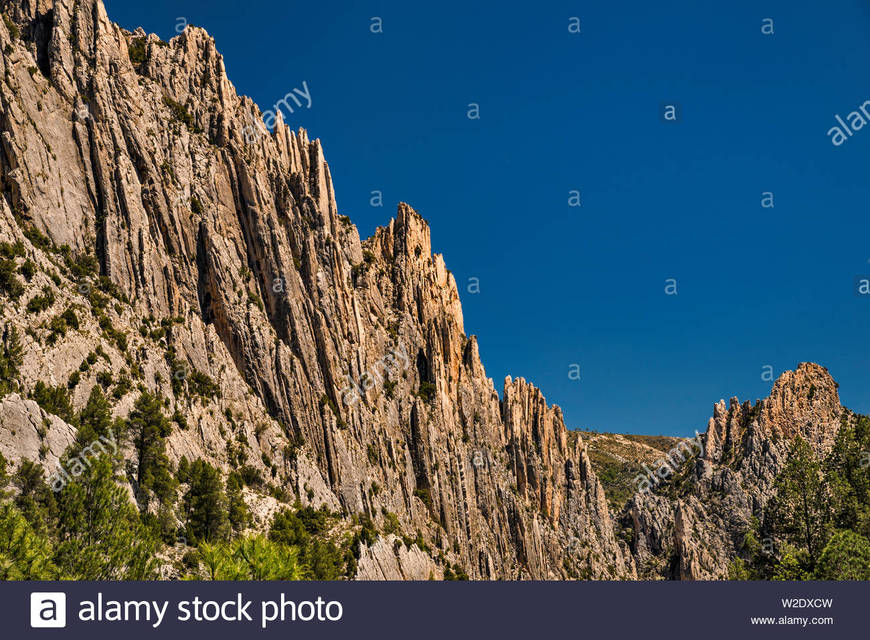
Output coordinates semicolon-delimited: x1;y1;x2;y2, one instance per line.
825;413;870;538
226;472;250;533
766;437;832;568
815;530;870;580
0;451;8;496
12;459;56;534
196;535;307;580
0;324;22;396
0;503;57;579
76;385;115;446
183;459;229;544
53;455;156;579
127;391;176;508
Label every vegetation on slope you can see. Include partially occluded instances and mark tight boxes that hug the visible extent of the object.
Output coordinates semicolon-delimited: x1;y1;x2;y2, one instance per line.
729;411;870;580
577;430;685;512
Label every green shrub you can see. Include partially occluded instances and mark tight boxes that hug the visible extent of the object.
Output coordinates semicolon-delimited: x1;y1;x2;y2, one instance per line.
0;254;23;300
22;226;52;251
0;325;23;395
2;13;20;40
26;286;55;313
188;369;220;402
0;242;24;259
45;315;67;345
128;37;147;65
18;259;36;281
32;381;74;423
163;96;201;133
417;381;436;403
60;307;79;330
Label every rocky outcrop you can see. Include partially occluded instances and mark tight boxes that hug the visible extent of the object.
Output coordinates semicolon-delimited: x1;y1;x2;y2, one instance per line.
355;535;440;580
0;394;76;472
626;363;843;579
0;0;631;579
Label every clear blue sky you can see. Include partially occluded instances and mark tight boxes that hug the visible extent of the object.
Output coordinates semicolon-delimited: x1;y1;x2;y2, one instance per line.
105;0;870;437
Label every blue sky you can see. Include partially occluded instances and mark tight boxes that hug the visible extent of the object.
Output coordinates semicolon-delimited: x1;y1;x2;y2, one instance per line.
105;0;870;436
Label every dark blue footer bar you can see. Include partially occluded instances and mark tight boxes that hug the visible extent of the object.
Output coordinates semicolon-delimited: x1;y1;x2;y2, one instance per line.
5;581;863;639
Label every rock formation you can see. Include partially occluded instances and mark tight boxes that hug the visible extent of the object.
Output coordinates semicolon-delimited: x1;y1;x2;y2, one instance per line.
625;363;844;579
0;0;632;579
0;0;856;581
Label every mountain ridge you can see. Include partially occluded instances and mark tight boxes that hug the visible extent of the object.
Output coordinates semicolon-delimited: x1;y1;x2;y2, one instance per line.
0;0;866;581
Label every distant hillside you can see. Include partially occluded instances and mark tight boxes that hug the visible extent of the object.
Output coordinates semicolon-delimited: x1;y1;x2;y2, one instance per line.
575;431;685;512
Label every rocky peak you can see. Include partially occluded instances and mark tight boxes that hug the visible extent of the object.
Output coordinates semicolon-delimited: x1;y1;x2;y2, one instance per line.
704;363;841;464
758;362;841;456
628;362;846;579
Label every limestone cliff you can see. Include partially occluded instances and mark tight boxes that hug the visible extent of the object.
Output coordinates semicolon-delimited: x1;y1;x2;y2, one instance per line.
0;0;631;579
0;0;856;582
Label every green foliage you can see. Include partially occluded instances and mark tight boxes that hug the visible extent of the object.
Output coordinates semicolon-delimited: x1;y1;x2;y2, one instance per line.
196;535;306;580
32;381;75;423
0;451;7;494
383;378;397;399
127;391;176;508
188;370;220;401
61;246;98;280
0;325;23;395
60;307;79;330
75;386;116;449
53;455;157;579
826;413;870;538
12;460;56;535
381;510;401;535
0;242;24;259
18;259;36;281
128;36;147;65
1;452;158;580
25;285;55;314
734;415;870;580
815;530;870;580
22;226;52;251
0;503;56;579
2;13;20;40
417;381;436;403
0;248;24;299
226;473;250;533
171;409;188;430
726;557;753;581
190;197;203;215
318;393;345;428
162;96;201;133
414;487;433;511
443;562;469;580
182;458;229;544
766;437;831;565
268;506;346;579
164;347;220;402
247;290;263;311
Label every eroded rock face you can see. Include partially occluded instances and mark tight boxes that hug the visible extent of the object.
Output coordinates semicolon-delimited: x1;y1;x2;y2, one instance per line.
0;0;847;582
0;0;631;579
0;394;76;472
626;363;843;579
355;535;440;580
